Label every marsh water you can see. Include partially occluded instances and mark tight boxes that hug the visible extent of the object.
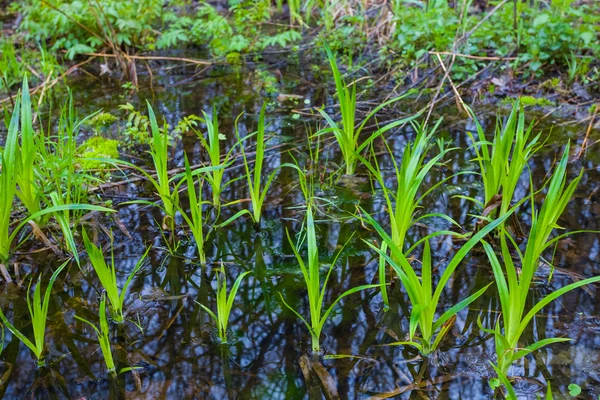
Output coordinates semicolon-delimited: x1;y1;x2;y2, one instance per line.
1;59;599;399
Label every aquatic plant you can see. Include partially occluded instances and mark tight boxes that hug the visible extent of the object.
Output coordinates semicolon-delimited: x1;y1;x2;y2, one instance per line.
0;92;20;279
0;261;67;366
44;88;103;210
481;144;600;396
237;104;279;224
371;121;458;251
14;77;42;220
178;155;210;264
464;103;542;223
82;230;150;324
193;108;237;208
280;205;380;354
197;262;251;344
318;43;418;175
146;103;177;229
75;293;140;377
0;91;110;280
363;207;515;355
111;103;180;230
43;93;114;264
75;293;117;376
109;104;226;235
359;120;459;307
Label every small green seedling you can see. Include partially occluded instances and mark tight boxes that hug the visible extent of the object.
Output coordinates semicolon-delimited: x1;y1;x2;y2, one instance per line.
197;262;251;344
0;261;67;366
83;230;150;323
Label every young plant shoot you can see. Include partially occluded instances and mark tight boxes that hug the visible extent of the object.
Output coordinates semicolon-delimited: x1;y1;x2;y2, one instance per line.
363;206;515;355
280;205;380;354
0;261;67;366
318;42;418;175
178;155;210;264
237;104;279;224
465;102;542;223
75;293;117;377
83;230;150;323
197;262;251;344
193;107;237;208
359;120;460;308
481;144;600;396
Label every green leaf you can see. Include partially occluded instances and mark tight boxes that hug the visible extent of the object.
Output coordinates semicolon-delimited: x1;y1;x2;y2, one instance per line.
490;362;516;400
432;283;492;333
580;31;594;46
511;337;572;362
568;383;582;396
533;14;549;28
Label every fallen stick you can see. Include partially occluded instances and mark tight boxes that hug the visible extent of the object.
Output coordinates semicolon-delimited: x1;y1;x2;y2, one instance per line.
0;56;98;105
574;105;598;160
81;52;213;66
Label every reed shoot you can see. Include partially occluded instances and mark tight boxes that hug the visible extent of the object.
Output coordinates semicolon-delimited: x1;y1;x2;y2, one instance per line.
14;77;42;220
359;120;459;309
82;230;150;324
364;207;515;355
280;205;380;354
179;155;210;264
0;92;20;274
0;261;67;366
362;119;458;253
318;43;418;175
481;144;600;395
197;262;251;344
238;104;279;224
194;107;235;208
75;293;117;377
465;102;542;221
147;103;177;229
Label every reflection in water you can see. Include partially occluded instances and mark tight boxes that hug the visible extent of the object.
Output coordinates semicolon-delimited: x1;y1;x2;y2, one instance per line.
0;64;599;399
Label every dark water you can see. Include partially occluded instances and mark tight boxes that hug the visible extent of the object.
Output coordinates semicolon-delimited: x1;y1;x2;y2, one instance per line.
1;60;599;399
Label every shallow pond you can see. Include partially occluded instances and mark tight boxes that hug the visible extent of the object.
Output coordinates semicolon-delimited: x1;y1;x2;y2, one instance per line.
1;59;599;399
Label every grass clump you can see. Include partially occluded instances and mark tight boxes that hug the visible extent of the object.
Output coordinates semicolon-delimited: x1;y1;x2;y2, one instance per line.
465;103;542;226
359;120;458;309
0;85;113;277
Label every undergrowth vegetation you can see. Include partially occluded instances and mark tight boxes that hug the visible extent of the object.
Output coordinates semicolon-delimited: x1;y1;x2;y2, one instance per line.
0;69;596;398
0;2;598;397
1;0;598;99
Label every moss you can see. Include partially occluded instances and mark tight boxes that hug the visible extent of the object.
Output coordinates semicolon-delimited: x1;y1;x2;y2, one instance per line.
89;112;118;127
502;96;555;107
78;136;119;171
519;95;555;107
